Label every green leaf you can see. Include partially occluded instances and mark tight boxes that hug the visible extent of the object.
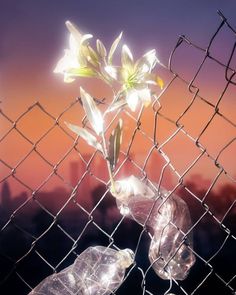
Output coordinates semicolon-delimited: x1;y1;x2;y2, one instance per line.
96;39;107;58
108;32;123;65
68;67;97;78
109;119;123;171
80;87;104;135
65;122;103;153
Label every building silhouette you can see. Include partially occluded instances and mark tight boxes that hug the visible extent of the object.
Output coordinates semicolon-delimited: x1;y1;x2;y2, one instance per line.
1;181;11;211
69;155;94;209
70;161;80;187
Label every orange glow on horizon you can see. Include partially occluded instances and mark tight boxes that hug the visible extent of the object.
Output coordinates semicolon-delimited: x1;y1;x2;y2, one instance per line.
1;63;235;198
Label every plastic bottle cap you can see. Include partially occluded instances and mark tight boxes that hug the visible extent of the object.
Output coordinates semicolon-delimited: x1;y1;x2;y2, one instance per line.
116;248;134;268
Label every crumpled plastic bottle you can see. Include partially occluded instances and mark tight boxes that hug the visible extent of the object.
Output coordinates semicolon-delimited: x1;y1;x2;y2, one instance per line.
29;246;134;295
111;175;195;280
148;195;196;280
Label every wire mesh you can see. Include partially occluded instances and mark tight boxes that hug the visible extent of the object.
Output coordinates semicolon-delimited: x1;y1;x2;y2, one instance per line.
0;11;235;295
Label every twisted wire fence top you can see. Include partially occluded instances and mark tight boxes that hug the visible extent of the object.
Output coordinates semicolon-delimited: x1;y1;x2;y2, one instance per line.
0;11;235;295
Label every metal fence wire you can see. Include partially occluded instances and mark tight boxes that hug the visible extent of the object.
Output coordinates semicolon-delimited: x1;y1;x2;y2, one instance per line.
0;11;235;295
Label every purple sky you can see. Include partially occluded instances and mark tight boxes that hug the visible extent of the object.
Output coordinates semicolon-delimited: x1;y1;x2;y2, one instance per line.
1;0;236;103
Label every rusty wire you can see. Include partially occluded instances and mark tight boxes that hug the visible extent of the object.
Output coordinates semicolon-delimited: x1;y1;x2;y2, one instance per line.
0;11;235;295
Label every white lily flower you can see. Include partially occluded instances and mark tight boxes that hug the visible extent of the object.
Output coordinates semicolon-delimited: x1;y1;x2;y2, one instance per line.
105;45;158;111
54;21;96;82
122;46;157;88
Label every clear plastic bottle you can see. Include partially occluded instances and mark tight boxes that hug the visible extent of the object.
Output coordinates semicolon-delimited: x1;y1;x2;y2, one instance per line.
112;176;195;280
29;246;134;295
148;195;196;280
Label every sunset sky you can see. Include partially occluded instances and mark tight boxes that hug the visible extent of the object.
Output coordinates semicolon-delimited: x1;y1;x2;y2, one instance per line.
0;0;236;196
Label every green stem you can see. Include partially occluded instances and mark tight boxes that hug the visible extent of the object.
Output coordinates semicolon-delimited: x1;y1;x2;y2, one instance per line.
101;132;115;192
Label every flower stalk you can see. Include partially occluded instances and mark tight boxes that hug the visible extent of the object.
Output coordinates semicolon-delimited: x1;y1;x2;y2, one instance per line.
101;132;115;192
55;20;163;192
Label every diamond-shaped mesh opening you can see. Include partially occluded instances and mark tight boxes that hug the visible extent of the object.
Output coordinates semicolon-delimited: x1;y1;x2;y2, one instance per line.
209;23;236;65
203;179;236;221
36;125;74;164
193;271;233;294
14;151;54;190
158;78;197;122
17;250;54;288
0;223;34;261
177;95;216;139
183;152;222;188
198;113;236;159
191;58;229;103
128;130;153;162
161;130;202;175
169;38;205;80
54;149;85;186
209;235;236;282
0;129;32;167
16;105;55;143
1;271;30;295
33;222;75;267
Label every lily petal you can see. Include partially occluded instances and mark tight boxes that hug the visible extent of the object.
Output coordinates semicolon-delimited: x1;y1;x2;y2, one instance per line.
143;49;157;69
66;21;93;46
53;49;79;74
138;88;151;107
126;89;139;112
66;21;93;68
69;34;79;55
135;49;157;75
96;39;107;58
108;32;123;64
80;87;104;135
121;45;134;69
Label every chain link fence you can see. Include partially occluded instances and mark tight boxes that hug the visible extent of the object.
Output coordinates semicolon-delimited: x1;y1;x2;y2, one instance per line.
0;11;235;295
